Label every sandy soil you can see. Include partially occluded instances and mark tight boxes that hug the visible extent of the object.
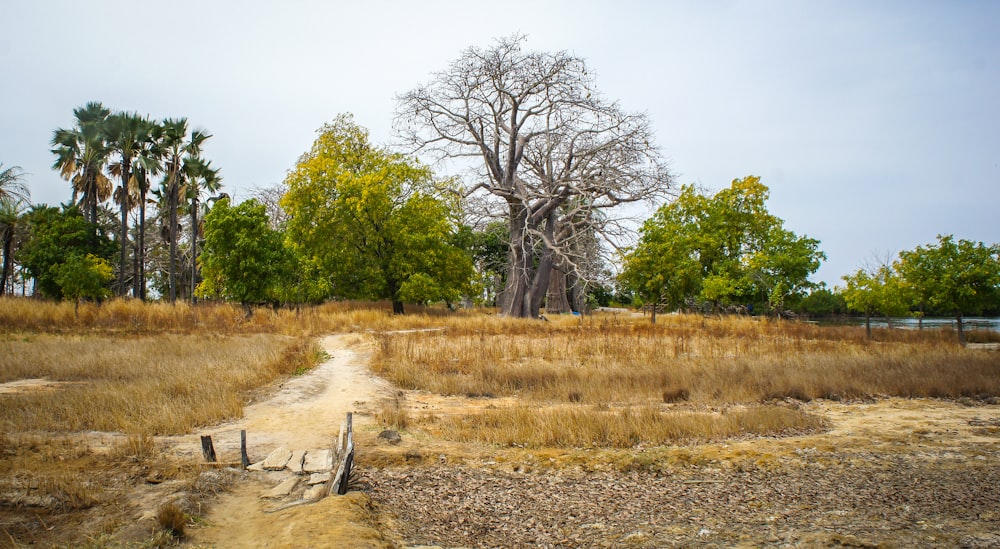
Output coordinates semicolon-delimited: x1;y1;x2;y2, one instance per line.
181;334;396;548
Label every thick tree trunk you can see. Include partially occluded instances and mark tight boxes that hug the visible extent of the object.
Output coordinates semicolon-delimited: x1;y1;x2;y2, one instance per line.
546;268;571;314
526;210;558;318
387;278;405;315
499;205;531;317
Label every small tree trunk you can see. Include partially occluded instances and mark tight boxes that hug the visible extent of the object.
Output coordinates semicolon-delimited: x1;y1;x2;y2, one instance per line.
190;197;198;304
0;234;13;295
865;310;872;339
956;313;966;346
135;171;147;300
118;160;131;298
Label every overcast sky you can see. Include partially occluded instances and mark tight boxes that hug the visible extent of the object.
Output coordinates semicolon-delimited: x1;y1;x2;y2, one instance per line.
3;1;998;285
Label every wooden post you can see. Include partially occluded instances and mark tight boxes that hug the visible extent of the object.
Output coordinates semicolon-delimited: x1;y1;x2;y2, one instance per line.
240;430;250;469
200;435;217;462
329;412;354;496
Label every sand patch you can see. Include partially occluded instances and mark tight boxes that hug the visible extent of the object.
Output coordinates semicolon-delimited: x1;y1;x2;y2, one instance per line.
0;378;82;395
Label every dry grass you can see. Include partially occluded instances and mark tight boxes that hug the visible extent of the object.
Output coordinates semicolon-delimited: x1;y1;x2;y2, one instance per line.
0;333;319;435
442;404;824;448
371;314;999;404
156;502;187;538
370;313;1000;446
0;296;477;336
0;311;324;548
377;394;411;430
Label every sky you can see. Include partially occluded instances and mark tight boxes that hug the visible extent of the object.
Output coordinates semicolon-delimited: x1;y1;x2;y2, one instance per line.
3;0;998;286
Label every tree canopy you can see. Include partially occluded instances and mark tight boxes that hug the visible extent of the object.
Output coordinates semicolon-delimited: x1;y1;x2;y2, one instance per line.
896;235;1000;344
281;115;473;314
840;264;909;338
197;197;288;308
19;204;115;299
396;35;671;318
620;176;824;319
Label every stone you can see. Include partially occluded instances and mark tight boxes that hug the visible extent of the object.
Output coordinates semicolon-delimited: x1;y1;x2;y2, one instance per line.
378;430;402;445
287;450;306;473
260;477;298;499
261;446;293;471
303;449;333;473
247;461;265;472
303;483;327;501
308;472;331;485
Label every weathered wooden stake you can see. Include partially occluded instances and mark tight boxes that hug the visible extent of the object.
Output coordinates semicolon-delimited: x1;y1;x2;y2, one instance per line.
330;412;354;496
240;430;250;469
200;435;217;462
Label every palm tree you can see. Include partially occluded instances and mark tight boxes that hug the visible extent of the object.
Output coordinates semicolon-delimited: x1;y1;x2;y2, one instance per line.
160;118;211;302
132;118;163;300
183;157;222;303
105;111;148;296
51;102;112;224
0;198;29;295
0;164;30;204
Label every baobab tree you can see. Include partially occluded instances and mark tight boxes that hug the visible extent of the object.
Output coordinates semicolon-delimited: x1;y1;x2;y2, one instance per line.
396;35;671;318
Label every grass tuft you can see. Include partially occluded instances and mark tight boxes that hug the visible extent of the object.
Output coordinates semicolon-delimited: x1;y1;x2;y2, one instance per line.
156;502;187;537
377;394;410;430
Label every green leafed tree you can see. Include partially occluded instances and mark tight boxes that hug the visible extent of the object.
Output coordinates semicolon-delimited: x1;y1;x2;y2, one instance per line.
54;253;113;315
0;197;30;295
196;198;288;311
620;176;824;319
840;264;909;338
618;200;701;323
896;235;1000;345
281;115;474;314
19;204;115;299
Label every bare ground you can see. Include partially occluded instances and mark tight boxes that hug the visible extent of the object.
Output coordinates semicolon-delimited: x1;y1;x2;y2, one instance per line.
180;333;397;548
365;398;1000;548
173;334;1000;548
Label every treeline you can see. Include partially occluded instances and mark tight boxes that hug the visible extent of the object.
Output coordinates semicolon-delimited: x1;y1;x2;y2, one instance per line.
839;236;1000;343
615;175;1000;341
1;102;220;304
2;37;997;324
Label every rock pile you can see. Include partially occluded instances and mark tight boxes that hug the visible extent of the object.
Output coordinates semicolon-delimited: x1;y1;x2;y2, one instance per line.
248;446;336;507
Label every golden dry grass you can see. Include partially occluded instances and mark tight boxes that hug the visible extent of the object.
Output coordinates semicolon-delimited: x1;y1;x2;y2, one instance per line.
371;314;998;404
370;313;1000;447
0;296;477;336
0;318;324;547
0;333;319;435
441;404;825;448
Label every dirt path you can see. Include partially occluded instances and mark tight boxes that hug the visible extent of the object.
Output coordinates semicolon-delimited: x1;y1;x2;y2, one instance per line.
182;333;395;548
